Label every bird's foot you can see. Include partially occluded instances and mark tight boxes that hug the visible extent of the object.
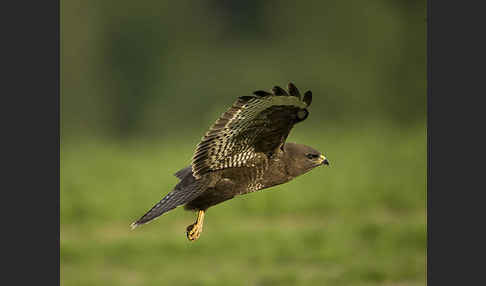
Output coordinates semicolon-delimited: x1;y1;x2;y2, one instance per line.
186;210;205;241
186;223;202;241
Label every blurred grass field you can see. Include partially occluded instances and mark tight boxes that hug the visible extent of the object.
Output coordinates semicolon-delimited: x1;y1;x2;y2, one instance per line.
61;122;426;286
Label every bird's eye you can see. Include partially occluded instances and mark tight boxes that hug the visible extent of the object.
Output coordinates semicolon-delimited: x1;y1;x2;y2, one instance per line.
306;153;318;159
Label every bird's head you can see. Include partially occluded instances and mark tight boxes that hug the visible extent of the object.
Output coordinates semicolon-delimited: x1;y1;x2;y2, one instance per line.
281;142;329;177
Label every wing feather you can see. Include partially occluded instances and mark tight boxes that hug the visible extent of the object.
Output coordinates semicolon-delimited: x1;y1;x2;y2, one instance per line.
191;83;312;179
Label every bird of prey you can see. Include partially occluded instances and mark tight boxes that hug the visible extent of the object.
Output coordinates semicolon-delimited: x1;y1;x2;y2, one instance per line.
131;83;329;241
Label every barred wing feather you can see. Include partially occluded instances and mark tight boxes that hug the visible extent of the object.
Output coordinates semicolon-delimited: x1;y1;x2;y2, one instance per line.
191;83;312;179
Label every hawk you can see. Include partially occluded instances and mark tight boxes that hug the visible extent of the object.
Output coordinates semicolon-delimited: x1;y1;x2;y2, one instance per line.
131;83;329;241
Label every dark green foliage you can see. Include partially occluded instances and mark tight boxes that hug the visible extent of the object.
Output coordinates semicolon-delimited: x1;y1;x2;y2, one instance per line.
61;0;425;141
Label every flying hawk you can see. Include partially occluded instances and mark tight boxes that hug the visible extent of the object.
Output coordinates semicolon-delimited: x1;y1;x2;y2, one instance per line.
131;83;329;241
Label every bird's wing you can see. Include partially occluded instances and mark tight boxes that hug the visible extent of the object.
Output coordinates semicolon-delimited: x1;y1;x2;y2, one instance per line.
191;83;312;179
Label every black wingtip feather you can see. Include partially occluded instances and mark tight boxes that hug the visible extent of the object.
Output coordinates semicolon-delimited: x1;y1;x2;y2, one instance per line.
303;91;312;107
253;90;272;97
272;86;288;96
287;82;301;99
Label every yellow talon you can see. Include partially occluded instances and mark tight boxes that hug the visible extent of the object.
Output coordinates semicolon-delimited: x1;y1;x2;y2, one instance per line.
186;210;205;241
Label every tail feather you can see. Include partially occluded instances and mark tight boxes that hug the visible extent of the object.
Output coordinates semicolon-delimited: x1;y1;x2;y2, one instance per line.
130;173;207;229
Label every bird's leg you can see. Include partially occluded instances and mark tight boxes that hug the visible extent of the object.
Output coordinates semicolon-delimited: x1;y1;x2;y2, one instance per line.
186;210;205;241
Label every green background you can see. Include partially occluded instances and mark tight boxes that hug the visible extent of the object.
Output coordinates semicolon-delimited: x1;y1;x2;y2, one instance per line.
61;0;426;285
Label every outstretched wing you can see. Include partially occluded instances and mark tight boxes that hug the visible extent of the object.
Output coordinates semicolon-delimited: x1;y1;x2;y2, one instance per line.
191;82;313;179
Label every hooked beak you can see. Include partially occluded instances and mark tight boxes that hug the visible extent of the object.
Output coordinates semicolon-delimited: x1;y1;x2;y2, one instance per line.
319;154;330;166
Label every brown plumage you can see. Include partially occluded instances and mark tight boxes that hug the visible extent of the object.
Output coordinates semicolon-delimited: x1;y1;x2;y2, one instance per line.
131;83;329;241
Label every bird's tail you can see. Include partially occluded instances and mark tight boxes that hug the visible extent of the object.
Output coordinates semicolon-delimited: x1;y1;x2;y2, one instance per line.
130;174;207;229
